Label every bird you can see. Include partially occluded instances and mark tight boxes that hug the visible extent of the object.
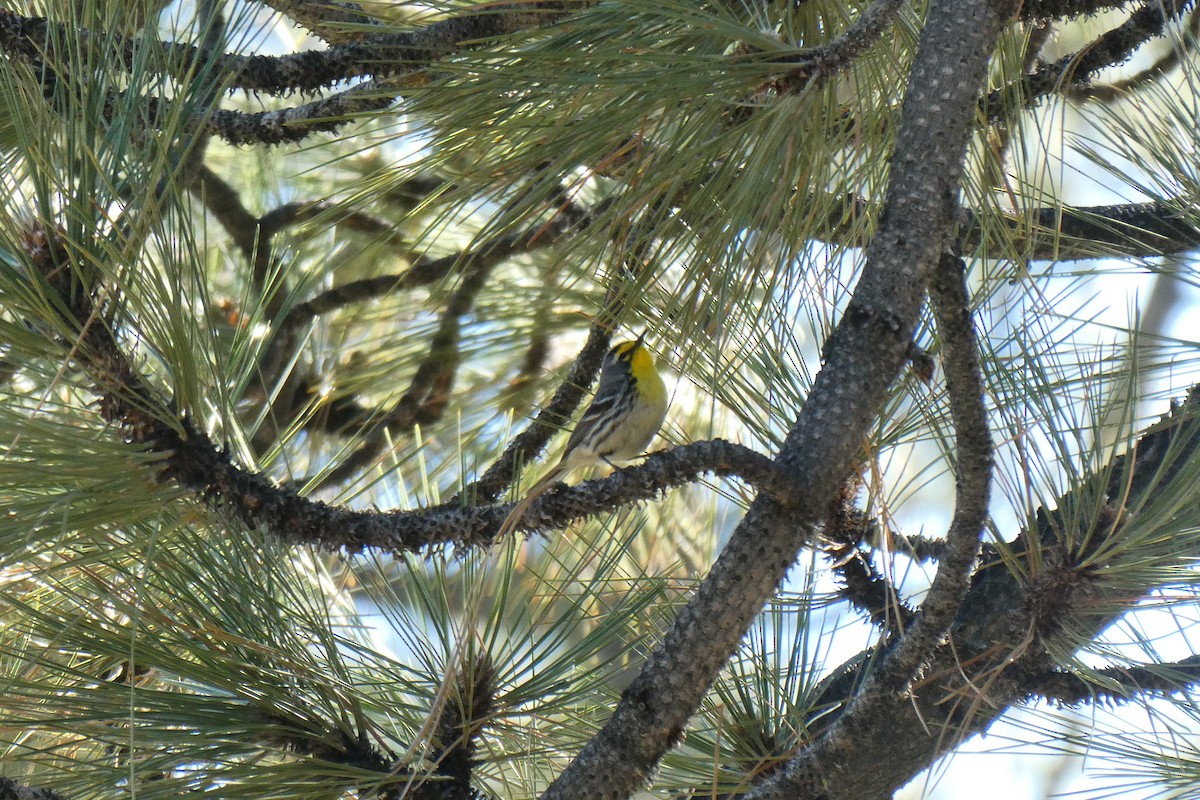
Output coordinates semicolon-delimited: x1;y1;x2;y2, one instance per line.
497;332;668;537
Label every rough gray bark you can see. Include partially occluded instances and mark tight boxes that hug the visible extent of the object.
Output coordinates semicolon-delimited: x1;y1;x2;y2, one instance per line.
540;0;1019;798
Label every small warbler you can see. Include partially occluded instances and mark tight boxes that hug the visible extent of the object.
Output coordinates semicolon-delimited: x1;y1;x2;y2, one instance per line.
498;332;667;536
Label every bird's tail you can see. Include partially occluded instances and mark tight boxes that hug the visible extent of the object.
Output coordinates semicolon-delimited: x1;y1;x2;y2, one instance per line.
497;464;569;539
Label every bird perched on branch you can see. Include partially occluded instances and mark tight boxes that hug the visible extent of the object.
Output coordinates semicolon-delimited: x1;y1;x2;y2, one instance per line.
498;332;668;537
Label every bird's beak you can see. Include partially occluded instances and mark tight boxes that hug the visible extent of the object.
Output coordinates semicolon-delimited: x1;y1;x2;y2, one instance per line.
635;330;647;348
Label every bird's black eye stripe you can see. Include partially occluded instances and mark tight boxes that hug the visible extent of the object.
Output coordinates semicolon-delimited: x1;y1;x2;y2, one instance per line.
608;344;635;362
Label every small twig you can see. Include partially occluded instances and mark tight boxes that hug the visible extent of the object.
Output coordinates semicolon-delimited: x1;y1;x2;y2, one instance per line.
983;0;1191;120
1019;0;1145;21
258;202;404;242
770;0;905;94
1062;4;1200;103
1029;655;1200;704
269;200;417;341
380;175;451;216
986;20;1055;183
193;170;424;280
189;163;311;439
823;491;917;630
206;78;398;146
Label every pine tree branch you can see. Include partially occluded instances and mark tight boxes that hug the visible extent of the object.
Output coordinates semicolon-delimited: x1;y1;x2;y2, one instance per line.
205;79;397;145
277;210;582;482
771;0;905;93
0;4;583;96
984;0;1193;119
615;130;1200;260
63;292;808;552
0;0;1145;108
20;222;474;553
736;233;999;800
862;250;991;691
0;3;593;144
1019;0;1141;19
722;251;989;786
193;166;440;326
812;192;1200;260
9;0;1193;158
738;388;1200;800
673;183;1200;264
17;5;1200;251
19;221;818;555
1061;4;1200;102
193;165;566;460
36;66;395;147
260;0;384;44
978;198;1200;259
190;161;592;479
540;0;1016;797
1029;656;1200;703
492;440;802;535
702;391;1200;800
817;248;996;692
954;399;1200;655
